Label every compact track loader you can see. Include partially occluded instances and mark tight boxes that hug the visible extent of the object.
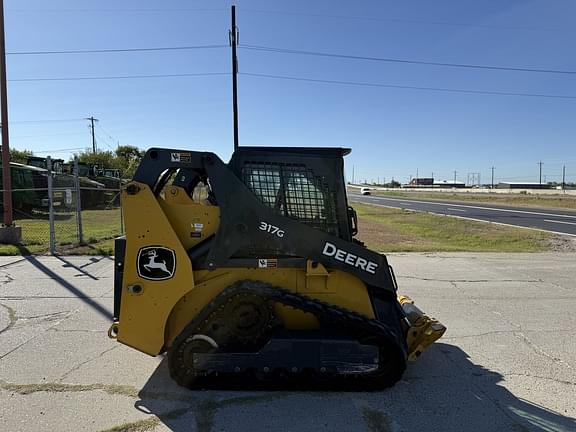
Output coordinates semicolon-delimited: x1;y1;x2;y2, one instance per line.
109;146;445;388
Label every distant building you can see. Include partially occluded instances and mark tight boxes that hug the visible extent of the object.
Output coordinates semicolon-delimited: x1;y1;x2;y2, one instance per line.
433;180;466;188
497;182;553;190
409;177;434;186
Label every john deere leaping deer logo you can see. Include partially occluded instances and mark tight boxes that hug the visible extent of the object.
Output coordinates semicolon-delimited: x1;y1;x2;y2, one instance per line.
137;246;176;281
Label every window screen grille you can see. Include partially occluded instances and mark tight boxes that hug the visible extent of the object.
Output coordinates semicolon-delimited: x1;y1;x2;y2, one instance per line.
242;161;339;236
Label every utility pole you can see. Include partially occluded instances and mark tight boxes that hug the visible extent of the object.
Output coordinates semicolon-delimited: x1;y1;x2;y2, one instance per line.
229;5;239;151
538;161;543;185
0;0;13;228
86;116;98;154
562;165;566;190
352;164;355;184
453;170;457;184
491;166;495;189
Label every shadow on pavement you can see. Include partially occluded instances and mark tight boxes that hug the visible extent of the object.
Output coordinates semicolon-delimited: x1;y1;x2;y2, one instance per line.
134;343;576;432
54;255;100;280
17;249;112;320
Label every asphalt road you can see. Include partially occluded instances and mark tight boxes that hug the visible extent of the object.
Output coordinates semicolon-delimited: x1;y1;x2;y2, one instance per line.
350;193;576;236
1;255;575;432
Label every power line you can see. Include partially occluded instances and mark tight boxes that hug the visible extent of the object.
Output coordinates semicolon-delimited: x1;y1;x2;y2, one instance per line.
8;8;226;13
11;131;87;139
240;9;562;32
8;72;229;82
241;45;576;76
7;67;576;100
7;41;574;77
34;147;88;154
8;118;85;124
240;72;576;100
7;6;562;33
97;125;119;145
7;44;227;56
95;133;115;150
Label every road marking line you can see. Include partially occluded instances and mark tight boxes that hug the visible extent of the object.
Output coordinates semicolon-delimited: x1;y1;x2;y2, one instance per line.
399;202;412;205
351;194;576;219
544;219;576;226
351;198;576;237
447;208;467;212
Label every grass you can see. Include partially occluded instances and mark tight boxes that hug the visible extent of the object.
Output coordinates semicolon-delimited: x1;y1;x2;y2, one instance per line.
354;203;553;252
0;203;560;255
0;208;121;256
364;189;576;210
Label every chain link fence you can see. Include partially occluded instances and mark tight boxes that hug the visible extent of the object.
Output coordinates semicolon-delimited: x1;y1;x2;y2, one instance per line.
1;156;123;254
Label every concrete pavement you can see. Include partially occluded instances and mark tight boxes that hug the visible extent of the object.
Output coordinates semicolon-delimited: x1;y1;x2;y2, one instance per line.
0;254;575;432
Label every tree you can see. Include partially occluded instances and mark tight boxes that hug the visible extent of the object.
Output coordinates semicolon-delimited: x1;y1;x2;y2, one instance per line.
71;146;143;178
73;149;117;170
115;145;143;178
115;145;142;161
9;148;33;164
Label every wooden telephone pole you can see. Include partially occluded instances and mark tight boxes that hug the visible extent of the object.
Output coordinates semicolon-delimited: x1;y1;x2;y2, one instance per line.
229;5;239;151
0;0;20;243
86;116;98;154
0;0;13;227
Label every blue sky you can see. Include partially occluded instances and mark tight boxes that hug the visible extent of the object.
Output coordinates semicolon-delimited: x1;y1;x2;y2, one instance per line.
4;0;576;184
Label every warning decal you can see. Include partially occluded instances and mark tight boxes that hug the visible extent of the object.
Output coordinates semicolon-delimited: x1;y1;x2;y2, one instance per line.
170;152;192;163
258;259;278;269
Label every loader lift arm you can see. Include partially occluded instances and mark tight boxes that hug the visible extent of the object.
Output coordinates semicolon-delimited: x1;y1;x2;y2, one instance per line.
132;148;398;294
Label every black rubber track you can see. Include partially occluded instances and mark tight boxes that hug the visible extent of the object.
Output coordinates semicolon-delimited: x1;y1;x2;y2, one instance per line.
168;279;407;390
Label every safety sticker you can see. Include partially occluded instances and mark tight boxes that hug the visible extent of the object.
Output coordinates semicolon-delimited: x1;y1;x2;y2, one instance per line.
258;258;278;269
193;223;204;232
170;152;192;163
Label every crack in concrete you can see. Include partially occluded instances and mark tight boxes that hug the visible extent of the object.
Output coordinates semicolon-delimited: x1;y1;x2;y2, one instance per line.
192;393;293;432
98;416;161;432
513;332;570;367
47;328;103;333
99;287;114;298
467;298;572;368
0;336;38;360
0;309;78;360
17;310;76;323
398;275;542;283
503;372;576;387
0;302;17;335
7;310;79;335
0;380;141;397
362;406;394;432
444;328;576;340
0;258;27;269
58;345;120;382
438;347;532;431
98;406;193;432
0;378;294;432
0;271;14;286
443;330;518;340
